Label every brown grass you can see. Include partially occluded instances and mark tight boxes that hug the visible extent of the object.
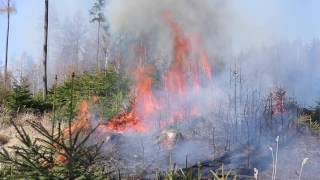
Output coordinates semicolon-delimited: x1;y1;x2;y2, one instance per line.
0;134;10;145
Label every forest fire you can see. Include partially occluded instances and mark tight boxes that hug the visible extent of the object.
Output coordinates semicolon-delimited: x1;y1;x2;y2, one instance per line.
272;88;286;115
63;100;92;139
4;0;320;179
59;11;214;159
106;11;213;132
105;111;147;132
90;11;213;135
162;11;212;95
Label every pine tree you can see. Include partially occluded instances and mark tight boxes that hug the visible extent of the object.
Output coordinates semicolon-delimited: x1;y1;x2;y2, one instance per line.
6;78;33;112
89;0;106;69
0;75;105;179
0;112;105;179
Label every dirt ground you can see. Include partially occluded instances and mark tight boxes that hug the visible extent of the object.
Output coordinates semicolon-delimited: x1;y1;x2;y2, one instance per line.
0;113;52;150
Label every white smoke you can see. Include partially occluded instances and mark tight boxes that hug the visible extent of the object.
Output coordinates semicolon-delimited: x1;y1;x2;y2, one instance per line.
106;0;230;69
102;0;320;178
105;0;320;106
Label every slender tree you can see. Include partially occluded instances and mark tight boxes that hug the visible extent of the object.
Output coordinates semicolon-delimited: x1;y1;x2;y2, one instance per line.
0;0;15;89
89;0;106;70
43;0;49;99
56;13;86;74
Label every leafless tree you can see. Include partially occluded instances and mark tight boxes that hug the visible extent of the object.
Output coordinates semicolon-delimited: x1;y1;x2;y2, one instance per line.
43;0;49;99
52;12;87;78
0;0;15;89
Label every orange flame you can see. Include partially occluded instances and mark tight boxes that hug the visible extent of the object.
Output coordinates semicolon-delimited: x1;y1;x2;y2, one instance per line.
106;112;147;133
66;10;214;138
104;11;214;131
63;100;91;139
55;100;94;164
272;88;286;115
162;11;188;95
104;66;159;133
132;66;160;117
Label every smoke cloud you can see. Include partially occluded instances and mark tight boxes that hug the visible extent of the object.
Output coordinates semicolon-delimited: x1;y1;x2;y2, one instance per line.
102;0;320;178
106;0;230;69
105;0;320;105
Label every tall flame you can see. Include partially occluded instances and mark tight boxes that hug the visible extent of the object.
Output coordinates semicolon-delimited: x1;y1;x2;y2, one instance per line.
63;100;91;139
106;11;214;132
68;10;213;136
106;112;146;132
132;66;160;118
162;11;189;95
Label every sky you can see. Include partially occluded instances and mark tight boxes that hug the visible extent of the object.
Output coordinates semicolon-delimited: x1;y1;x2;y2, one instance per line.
0;0;91;67
229;0;320;50
1;0;320;67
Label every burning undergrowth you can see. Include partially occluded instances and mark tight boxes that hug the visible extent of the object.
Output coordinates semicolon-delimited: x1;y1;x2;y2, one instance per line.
61;10;226;175
62;1;319;178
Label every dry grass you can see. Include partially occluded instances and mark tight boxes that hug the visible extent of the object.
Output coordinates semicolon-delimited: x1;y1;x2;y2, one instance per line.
0;107;11;128
0;134;10;145
298;115;320;132
0;113;52;150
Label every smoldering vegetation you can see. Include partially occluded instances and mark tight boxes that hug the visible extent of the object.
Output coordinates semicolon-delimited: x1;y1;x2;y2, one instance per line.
88;0;320;179
1;0;320;179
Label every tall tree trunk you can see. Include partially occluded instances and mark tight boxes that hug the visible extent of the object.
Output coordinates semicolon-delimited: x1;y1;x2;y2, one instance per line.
4;0;10;89
96;21;101;70
43;0;49;99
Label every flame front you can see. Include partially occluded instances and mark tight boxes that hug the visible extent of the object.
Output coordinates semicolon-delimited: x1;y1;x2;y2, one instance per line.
67;11;213;136
106;112;147;132
105;11;213;132
63;100;91;139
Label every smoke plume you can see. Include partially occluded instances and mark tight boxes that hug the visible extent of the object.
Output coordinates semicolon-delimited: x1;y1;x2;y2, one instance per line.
101;0;320;178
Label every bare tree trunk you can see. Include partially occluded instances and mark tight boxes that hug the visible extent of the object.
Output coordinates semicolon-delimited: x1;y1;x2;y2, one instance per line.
96;21;101;70
4;0;11;89
43;0;49;99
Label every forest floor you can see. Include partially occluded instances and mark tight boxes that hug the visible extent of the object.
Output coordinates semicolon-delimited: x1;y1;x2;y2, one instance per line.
0;114;319;180
0;114;51;151
259;128;320;180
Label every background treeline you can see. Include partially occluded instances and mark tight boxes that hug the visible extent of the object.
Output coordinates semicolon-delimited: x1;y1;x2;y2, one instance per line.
0;67;129;120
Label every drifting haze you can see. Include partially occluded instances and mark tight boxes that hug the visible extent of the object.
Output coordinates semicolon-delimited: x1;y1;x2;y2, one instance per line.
0;0;319;103
105;0;320;105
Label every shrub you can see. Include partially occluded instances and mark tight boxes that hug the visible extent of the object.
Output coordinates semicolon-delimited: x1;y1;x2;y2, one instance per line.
5;79;34;112
48;68;129;121
5;78;51;114
0;117;106;179
0;86;9;106
0;72;109;179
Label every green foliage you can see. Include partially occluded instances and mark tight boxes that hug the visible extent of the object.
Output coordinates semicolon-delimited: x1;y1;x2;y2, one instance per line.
5;79;51;113
0;119;106;179
0;72;107;179
5;80;32;112
32;92;53;113
157;163;238;180
155;162;194;180
48;69;129;121
300;101;320;131
99;90;126;118
89;0;106;23
210;164;235;180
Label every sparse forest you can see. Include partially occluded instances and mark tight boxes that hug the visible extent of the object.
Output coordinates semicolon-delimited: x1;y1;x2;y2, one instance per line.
0;0;320;179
